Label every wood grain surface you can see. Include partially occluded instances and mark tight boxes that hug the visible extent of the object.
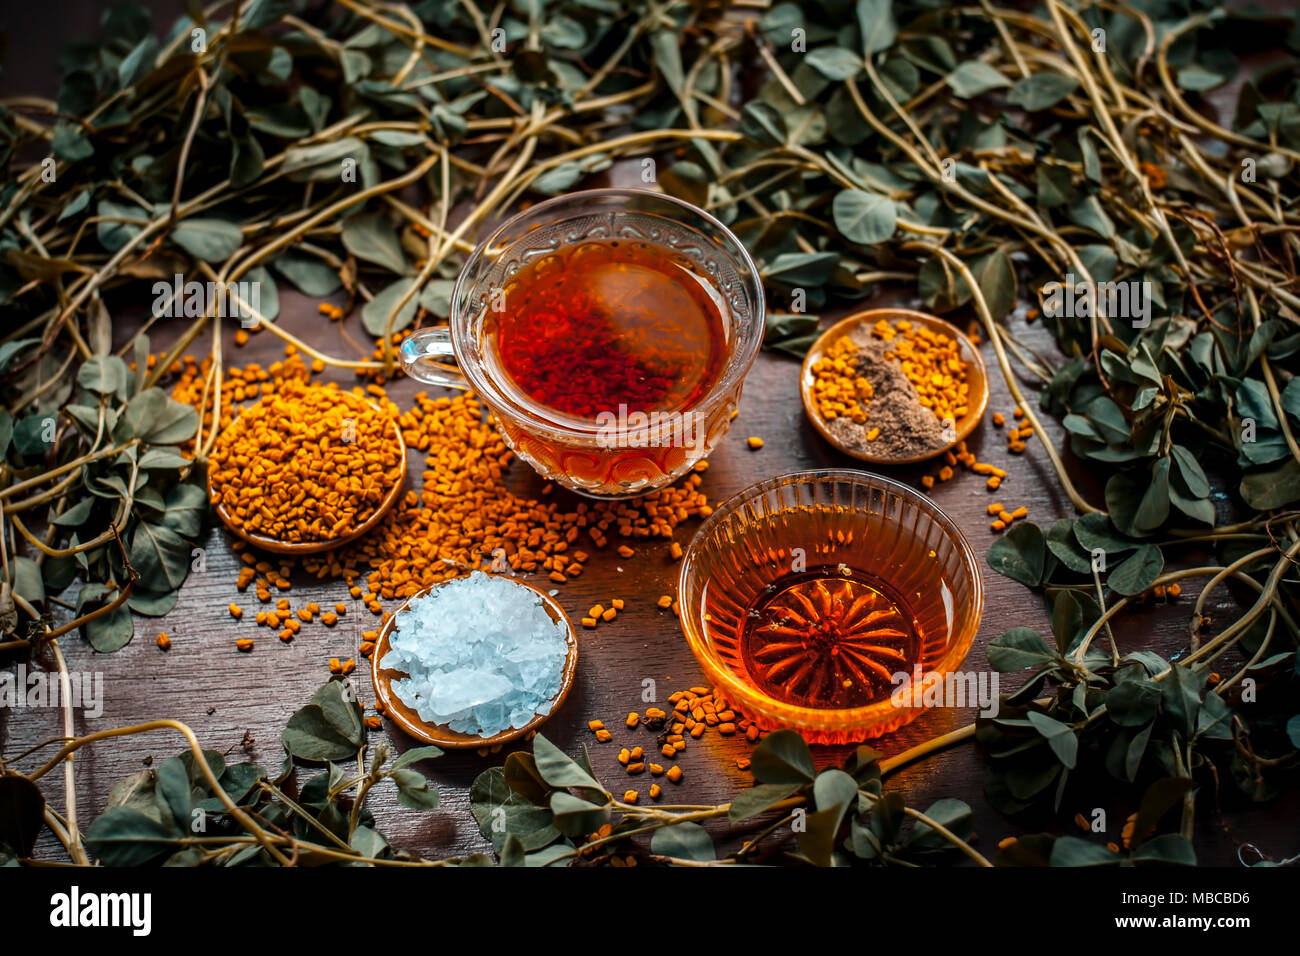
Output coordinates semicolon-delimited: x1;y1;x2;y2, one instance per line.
0;4;1288;866
4;275;1278;865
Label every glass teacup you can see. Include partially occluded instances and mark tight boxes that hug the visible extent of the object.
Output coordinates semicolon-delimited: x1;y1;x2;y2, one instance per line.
400;188;764;498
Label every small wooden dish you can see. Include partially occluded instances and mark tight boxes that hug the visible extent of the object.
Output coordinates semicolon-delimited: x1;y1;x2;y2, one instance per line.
371;575;579;749
800;308;990;466
207;395;407;555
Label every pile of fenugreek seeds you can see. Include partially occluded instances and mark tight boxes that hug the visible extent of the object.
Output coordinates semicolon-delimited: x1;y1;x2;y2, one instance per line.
177;346;710;658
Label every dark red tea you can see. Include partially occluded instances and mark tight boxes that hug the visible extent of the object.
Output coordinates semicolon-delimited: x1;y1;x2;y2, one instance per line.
487;239;728;420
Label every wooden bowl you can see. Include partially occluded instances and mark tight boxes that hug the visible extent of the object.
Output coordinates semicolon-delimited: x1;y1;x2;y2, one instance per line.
371;576;578;749
207;394;407;555
800;308;989;466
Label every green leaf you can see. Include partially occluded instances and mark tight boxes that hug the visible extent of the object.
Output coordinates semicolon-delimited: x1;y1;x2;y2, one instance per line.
1007;72;1078;110
1241;458;1300;510
906;797;973;850
361;278;419;337
391;769;440;810
1160;666;1204;740
243;0;293;30
162;482;207;538
739;101;787;147
1027;711;1078;768
549;791;608;836
532;734;604;792
274;251;342;296
1049;835;1121;866
728;782;803;822
762;251;839;287
650;28;684;96
84;603;134;652
120;388;199;444
129;521;192;592
13;556;45;606
1169;444;1209;497
806;47;863;81
1107;544;1163;596
97;200;146;252
650;821;716;861
1132;833;1196;866
832;190;896;244
750;729;816;784
391;745;444;770
1133;458;1171;532
987;627;1055;671
856;0;898;55
154;757;192;831
987;522;1045;586
1106;680;1160;727
86;808;179;866
947;61;1009;98
282;682;364;762
342;213;409;275
171;219;244;262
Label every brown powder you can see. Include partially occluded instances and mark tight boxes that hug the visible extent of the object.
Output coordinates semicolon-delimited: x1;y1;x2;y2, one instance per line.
826;327;944;458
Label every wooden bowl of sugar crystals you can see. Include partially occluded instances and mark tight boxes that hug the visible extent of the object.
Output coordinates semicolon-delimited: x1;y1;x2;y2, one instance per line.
371;573;578;749
800;308;989;466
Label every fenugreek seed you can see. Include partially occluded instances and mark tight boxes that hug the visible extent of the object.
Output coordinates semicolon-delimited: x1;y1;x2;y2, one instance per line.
623;790;639;804
998;511;1014;524
717;722;736;735
690;724;705;738
588;604;605;619
280;630;294;643
987;502;1004;516
228;604;243;620
618;748;631;765
1011;506;1028;520
617;545;635;558
992;412;1005;427
649;784;662;799
587;719;605;732
329;657;342;673
657;594;673;608
595;729;613;743
649;763;664;776
601;607;617;622
669;541;683;560
156;633;171;651
665;765;683;783
987;476;1001;490
625;712;639;728
626;762;645;775
335;603;347;615
581;617;598;629
611;598;624;610
991;520;1006;532
745;725;759;743
321;612;338;626
747;436;764;449
235;638;254;652
661;744;676;758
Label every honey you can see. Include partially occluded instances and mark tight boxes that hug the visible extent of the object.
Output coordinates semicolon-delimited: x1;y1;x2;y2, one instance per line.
740;565;921;709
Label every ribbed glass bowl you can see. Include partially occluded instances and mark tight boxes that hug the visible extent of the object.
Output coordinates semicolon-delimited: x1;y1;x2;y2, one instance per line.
678;470;983;743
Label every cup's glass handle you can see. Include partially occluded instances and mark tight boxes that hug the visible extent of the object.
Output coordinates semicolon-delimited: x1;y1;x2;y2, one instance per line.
400;328;469;390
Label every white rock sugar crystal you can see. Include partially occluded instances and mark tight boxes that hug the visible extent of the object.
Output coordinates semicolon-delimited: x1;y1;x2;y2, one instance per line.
385;573;568;737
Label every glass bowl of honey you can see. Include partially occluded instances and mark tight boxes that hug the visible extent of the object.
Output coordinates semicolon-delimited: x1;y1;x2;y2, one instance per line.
401;188;765;498
678;470;983;743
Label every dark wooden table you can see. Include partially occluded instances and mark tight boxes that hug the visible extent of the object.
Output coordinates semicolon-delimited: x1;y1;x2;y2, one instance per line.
4;274;1277;864
0;2;1288;867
